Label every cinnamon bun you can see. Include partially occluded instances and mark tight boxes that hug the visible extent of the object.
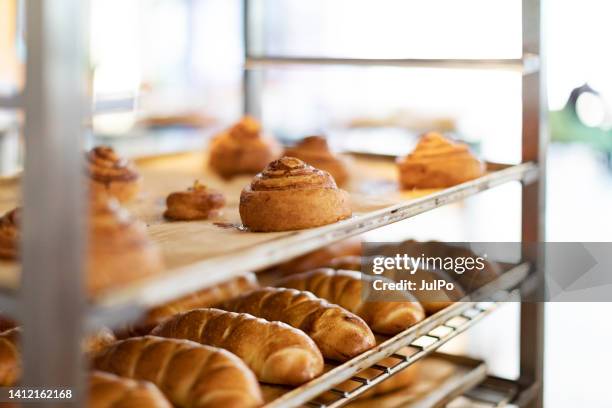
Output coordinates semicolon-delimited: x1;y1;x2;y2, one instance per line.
208;116;281;178
87;146;142;203
0;208;19;260
284;136;349;186
397;132;485;189
239;157;352;232
164;180;225;221
88;199;164;294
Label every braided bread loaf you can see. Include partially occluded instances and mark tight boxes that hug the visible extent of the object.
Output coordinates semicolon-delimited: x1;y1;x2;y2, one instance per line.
151;308;323;385
276;269;425;334
121;273;258;337
0;327;20;386
90;371;171;408
222;287;375;361
93;336;263;408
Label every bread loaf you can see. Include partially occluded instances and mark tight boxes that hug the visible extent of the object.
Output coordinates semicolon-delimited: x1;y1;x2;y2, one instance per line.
276;269;425;334
0;327;20;386
94;336;263;408
121;273;258;337
151;308;323;385
90;371;172;408
222;287;375;361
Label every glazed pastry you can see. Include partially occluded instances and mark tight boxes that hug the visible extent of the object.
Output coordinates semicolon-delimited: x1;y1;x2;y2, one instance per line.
276;269;425;335
152;308;324;385
222;287;375;361
397;132;485;189
87;146;142;203
284;136;349;186
164;181;225;221
240;157;352;232
208;116;281;178
272;237;362;276
88;199;164;295
121;273;258;337
0;208;19;260
90;371;172;408
93;336;263;408
0;328;20;386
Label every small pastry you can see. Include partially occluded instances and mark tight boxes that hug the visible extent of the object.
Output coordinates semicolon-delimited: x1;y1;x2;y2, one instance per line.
272;237;362;275
164;181;225;221
239;157;352;232
397;132;485;189
88;199;164;294
208;116;281;178
87;146;142;203
284;136;349;185
0;208;19;260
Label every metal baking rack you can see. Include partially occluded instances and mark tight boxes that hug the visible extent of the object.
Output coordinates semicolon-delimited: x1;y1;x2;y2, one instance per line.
264;262;529;408
0;0;545;406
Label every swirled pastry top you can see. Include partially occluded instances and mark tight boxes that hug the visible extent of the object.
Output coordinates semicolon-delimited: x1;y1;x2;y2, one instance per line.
87;146;140;183
0;208;20;260
249;157;337;191
397;132;484;188
89;199;147;244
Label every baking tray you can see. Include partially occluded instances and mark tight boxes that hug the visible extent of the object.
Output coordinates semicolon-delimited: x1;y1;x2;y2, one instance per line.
0;150;537;324
259;262;528;408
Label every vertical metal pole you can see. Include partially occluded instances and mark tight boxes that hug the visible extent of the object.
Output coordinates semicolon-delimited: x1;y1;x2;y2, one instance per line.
21;0;88;406
243;0;264;118
520;0;546;407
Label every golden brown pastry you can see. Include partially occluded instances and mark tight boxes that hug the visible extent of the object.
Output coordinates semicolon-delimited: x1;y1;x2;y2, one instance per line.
0;207;19;260
222;287;375;361
164;181;225;221
87;146;142;203
88;199;164;295
151;308;323;385
93;336;263;408
208;116;281;178
397;132;485;189
394;268;464;315
328;255;362;271
276;269;425;335
284;136;349;186
271;237;362;276
90;371;172;408
240;157;352;232
0;327;20;386
360;357;421;398
85;328;117;356
121;273;258;337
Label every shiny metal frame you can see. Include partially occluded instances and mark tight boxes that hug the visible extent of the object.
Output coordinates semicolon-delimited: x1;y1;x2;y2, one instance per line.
20;0;89;406
243;1;546;407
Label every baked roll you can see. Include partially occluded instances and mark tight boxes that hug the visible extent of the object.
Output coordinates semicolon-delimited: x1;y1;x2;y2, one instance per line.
87;146;142;203
272;237;362;276
84;328;117;356
88;199;164;295
208;116;281;179
284;136;349;186
164;181;225;221
239;157;352;232
122;273;258;337
397;132;485;189
90;371;172;408
0;208;19;260
222;287;375;361
0;327;20;386
93;336;263;408
276;269;425;335
151;308;324;385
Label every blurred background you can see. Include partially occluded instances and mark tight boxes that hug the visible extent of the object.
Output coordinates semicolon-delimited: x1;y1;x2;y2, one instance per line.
1;0;611;406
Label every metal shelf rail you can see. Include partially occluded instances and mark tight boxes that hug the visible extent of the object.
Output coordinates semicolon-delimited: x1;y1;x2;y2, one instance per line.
242;1;547;407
